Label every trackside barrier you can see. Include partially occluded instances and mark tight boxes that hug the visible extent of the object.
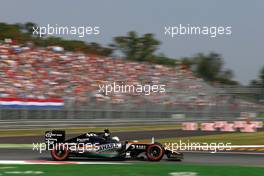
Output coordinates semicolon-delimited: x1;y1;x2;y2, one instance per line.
214;121;228;130
233;121;247;129
220;123;235;132
251;121;263;128
181;120;263;132
240;124;257;133
181;122;198;131
200;123;216;131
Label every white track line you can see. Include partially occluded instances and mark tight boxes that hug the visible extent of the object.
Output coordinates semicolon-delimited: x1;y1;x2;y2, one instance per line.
0;160;128;165
171;145;264;148
183;151;264;155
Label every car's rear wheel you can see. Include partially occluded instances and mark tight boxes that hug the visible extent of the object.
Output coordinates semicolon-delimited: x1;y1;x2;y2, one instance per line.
51;144;69;161
146;144;164;161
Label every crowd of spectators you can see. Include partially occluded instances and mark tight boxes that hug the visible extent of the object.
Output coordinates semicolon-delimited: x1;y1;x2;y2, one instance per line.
0;40;262;111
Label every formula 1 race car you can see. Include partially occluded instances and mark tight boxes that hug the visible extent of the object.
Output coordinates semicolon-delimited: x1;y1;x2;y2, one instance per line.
45;129;183;161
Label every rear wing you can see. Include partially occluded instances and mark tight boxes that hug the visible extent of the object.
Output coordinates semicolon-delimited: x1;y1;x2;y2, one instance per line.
45;130;65;149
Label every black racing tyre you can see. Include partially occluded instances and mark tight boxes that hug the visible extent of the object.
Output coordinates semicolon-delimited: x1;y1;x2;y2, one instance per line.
51;144;69;161
146;144;164;161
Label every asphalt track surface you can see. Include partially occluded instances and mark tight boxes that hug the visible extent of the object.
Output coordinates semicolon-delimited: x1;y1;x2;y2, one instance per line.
0;129;264;166
0;149;263;167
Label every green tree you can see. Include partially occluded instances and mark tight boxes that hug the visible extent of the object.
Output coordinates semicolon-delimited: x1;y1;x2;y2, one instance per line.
260;66;264;86
112;31;160;61
194;53;223;81
21;22;38;34
181;57;194;68
146;53;177;66
191;53;237;85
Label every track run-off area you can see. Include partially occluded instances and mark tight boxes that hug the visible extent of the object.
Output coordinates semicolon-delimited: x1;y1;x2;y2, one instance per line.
0;119;263;175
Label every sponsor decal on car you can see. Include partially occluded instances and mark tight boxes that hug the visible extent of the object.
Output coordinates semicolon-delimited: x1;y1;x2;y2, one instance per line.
131;145;146;150
99;143;122;152
45;132;63;138
77;138;90;142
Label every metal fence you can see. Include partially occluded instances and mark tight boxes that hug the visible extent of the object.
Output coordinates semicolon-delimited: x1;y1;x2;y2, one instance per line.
0;86;263;120
0;105;262;120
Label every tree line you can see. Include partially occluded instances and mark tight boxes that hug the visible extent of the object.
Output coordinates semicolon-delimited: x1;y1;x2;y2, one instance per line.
0;22;263;87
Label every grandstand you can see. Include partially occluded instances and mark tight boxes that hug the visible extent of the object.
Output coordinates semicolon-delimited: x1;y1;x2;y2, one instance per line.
0;40;263;119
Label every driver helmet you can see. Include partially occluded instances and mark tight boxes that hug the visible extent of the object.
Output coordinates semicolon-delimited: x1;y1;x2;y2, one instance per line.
104;129;110;137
